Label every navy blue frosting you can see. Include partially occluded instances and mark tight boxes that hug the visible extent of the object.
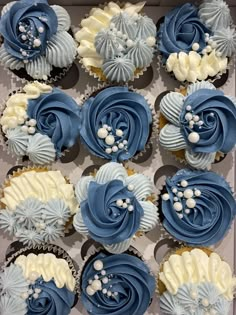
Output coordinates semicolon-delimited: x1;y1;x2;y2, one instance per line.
158;3;210;61
162;169;236;246
0;0;58;61
27;88;81;154
180;89;236;153
79;86;152;162
81;180;144;245
81;252;155;315
27;278;75;315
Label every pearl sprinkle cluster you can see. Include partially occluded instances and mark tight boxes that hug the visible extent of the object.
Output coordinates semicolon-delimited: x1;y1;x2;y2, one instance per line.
21;118;37;134
184;105;204;144
162;180;201;220
116;185;135;212
21;271;42;300
190;33;221;57
86;260;119;300
97;125;128;155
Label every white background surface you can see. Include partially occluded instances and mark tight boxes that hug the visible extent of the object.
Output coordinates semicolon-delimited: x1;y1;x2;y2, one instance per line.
0;2;235;315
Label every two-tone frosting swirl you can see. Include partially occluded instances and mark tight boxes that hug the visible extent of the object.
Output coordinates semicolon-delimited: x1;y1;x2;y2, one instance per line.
161;169;236;246
79;86;152;162
81;252;155;315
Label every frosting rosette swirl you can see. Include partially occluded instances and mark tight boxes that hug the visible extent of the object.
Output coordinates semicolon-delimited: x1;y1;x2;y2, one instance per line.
158;3;210;60
73;162;158;253
79;86;152;162
27;88;81;154
161;169;236;246
81;252;155;315
27;278;75;315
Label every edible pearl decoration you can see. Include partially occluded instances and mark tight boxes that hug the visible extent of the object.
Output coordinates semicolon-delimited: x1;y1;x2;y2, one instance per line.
186;198;196;209
91;280;102;291
112;145;118;152
122;202;128;208
178;213;183;219
33;293;39;299
173;202;183;211
162;193;170;201
206;45;212;53
116;129;123;137
28;127;36;134
192;43;200;51
126;39;134;47
93;260;103;271
97;128;108;139
190;290;197;299
128;184;134;191
116;199;123;207
195;189;201;197
86;285;95;296
105;135;115;145
177;192;183;198
35;288;41;294
118;143;124;149
188;132;200;143
184;189;193;199
181;180;188;188
28;119;37;127
38;26;44;33
185;113;193;121
128;205;134;211
146;36;156;47
21;292;29;299
102;277;108;284
172;188;177;193
21;125;28;132
193;115;199;122
186;105;192;111
185;209;190;214
33;38;41;47
201;298;209;307
105;148;112;154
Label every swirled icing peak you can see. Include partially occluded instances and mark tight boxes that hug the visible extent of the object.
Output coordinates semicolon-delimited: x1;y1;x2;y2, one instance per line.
159;248;236;301
110;12;136;39
199;0;232;31
95;29;125;59
102;56;135;82
211;28;236;58
135;15;156;39
161;169;236;246
81;251;155;315
127;39;153;68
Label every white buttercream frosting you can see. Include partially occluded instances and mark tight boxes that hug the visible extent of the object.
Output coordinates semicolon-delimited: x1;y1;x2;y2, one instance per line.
15;253;76;291
159;249;236;301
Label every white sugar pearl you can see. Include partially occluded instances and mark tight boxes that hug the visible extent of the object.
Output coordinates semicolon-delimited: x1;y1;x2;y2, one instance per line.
22;50;27;57
91;280;102;291
112;145;118;152
190;290;197;299
107;126;112;131
97;128;108;139
118;143;124;149
116;199;123;207
33;38;41;47
88;279;92;284
177;192;183;198
38;26;44;33
185;113;193;121
193;115;199;122
205;33;209;38
123;140;128;145
128;205;134;211
33;293;39;299
17;117;25;124
117;31;122;37
186;198;196;208
185;209;190;214
195;189;201;197
86;285;95;296
174;197;178;202
184;189;193;199
128;184;134;191
102;277;108;284
103;124;108;129
201;298;209;307
93;260;103;271
21;35;27;41
173;202;183;211
146;36;156;47
162;193;170;201
21;292;29;299
178;213;183;219
206;45;212;53
94;275;99;280
172;188;177;193
122;202;128;208
198;120;203;126
123;34;127;39
105;135;115;145
58;219;64;225
28;289;34;295
28;119;37;127
202;49;207;55
186;105;192;111
29;272;39;281
35;288;41;294
189;120;194;126
19;25;25;32
28;126;36;134
102;288;107;294
105;148;112;154
181;180;188;188
116;129;123;137
188;132;200;143
126;198;130;203
192;43;200;51
101;270;106;276
216;51;222;57
208;39;213;45
114;292;118;296
126;39;134;47
107;291;112;297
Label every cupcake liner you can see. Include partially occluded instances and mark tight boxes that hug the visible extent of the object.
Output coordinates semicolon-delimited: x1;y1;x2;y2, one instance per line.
78;83;158;164
2;243;80;295
74;1;155;83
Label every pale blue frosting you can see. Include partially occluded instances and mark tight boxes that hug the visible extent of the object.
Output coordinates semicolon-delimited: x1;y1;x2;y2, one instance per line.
27;88;81;155
18;229;44;246
135;16;156;39
27;133;56;165
43;199;70;226
81;252;155;315
158;3;211;61
160;282;231;315
0;210;16;235
102;57;135;83
6;127;29;157
80;86;152;162
161;169;236;246
40;225;64;243
27;277;75;315
51;5;71;32
111;12;136;40
212;28;236;58
95;29;125;59
126;40;153;68
0;295;27;315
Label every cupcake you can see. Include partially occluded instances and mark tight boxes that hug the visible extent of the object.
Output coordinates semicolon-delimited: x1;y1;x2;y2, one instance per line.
79;86;153;162
158;247;236;315
157;0;236;83
0;167;78;245
75;2;156;83
159;169;236;247
0;244;77;315
80;249;155;315
73;162;158;253
0;0;77;81
158;81;236;169
0;81;81;165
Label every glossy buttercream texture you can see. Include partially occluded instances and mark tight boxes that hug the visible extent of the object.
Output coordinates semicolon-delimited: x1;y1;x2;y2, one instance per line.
73;162;158;253
157;1;236;82
0;0;77;80
81;252;155;315
0;82;81;164
0;170;78;245
76;2;156;82
0;253;75;315
159;248;236;315
159;81;236;169
80;86;152;162
161;169;236;246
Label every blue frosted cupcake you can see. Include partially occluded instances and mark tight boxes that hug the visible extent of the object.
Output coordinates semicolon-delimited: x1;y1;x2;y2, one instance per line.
80;249;155;315
159;169;236;247
0;82;81;165
157;0;236;83
0;0;77;81
0;244;77;315
79;86;154;162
